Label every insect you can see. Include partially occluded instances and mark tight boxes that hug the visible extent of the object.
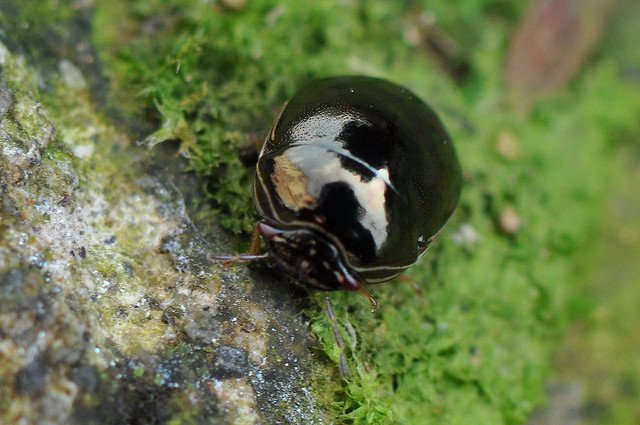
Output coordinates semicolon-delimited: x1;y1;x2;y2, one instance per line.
215;76;461;294
213;76;462;375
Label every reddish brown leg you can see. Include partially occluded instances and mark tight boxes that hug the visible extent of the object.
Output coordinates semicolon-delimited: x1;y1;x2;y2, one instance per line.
210;222;267;264
398;273;423;294
248;223;262;255
324;296;349;380
357;287;379;310
338;266;379;310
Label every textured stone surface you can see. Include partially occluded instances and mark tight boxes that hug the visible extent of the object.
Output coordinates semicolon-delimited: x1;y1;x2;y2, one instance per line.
0;38;328;424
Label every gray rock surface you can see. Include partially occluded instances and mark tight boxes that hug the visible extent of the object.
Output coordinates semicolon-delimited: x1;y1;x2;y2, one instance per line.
0;38;329;424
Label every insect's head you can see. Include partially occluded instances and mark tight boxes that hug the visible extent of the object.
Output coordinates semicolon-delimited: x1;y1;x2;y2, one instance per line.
257;221;361;292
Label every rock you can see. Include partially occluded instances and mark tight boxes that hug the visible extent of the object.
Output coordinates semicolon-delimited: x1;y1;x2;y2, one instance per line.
0;31;327;425
14;359;48;396
69;366;99;393
214;346;250;377
0;85;14;118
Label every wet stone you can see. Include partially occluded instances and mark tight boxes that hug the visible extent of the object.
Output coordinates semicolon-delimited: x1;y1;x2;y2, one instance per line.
159;234;180;254
0;85;14;118
70;366;99;393
161;305;182;325
214;346;249;378
58;59;87;90
1;269;25;288
14;359;48;395
0;37;325;423
1;192;21;215
122;261;134;277
184;310;221;343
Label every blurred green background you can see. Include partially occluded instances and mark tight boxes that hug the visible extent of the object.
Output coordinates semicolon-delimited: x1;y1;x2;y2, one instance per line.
1;0;639;423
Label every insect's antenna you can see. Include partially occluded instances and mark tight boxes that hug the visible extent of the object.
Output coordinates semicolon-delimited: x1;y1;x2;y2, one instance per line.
209;253;269;264
324;296;348;380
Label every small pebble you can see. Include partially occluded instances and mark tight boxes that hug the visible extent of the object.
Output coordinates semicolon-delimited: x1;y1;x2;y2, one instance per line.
496;129;522;161
499;205;521;235
215;346;249;377
451;223;480;249
241;322;256;333
14;360;47;395
58;60;87;90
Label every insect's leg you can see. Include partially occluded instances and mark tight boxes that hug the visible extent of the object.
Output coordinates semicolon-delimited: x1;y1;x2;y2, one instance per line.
324;296;348;380
339;267;379;310
209;253;269;264
357;286;379;310
248;222;263;255
397;273;423;294
209;222;267;264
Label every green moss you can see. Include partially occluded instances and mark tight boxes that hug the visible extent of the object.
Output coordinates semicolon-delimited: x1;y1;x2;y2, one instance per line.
559;146;640;425
91;0;640;423
133;365;146;378
0;0;77;70
546;3;640;423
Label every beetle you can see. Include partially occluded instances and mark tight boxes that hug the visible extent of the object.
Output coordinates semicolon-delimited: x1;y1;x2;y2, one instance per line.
214;76;462;304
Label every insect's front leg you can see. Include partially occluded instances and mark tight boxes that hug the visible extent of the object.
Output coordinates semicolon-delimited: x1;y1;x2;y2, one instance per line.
210;222;267;264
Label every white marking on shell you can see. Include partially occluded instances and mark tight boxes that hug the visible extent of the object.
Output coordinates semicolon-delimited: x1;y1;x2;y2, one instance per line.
280;135;391;249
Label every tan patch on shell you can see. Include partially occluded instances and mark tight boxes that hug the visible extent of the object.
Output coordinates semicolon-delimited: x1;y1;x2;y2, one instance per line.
271;155;316;211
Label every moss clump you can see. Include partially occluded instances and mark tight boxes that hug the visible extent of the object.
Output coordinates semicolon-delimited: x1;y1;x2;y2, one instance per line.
0;0;74;66
92;0;640;424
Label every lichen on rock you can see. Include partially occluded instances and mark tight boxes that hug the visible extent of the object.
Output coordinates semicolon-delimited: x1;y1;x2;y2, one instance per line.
0;39;330;424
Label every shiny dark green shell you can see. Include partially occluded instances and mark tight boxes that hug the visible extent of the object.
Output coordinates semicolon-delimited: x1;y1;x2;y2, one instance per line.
254;76;461;288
